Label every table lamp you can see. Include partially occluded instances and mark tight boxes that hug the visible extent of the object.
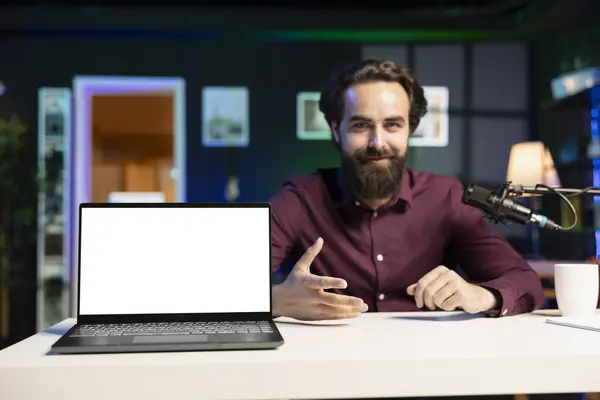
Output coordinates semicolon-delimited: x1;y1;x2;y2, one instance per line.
507;141;561;188
506;141;561;258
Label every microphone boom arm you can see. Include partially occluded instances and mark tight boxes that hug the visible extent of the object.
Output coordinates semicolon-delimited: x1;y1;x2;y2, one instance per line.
508;184;600;197
463;182;600;231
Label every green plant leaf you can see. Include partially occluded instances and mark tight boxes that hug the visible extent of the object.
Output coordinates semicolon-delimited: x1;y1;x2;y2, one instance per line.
0;114;40;289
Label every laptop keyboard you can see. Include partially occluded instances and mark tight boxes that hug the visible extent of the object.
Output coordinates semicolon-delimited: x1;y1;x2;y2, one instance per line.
70;321;273;337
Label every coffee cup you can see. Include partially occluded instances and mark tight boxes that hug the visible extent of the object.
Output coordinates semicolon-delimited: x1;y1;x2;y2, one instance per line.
554;263;599;317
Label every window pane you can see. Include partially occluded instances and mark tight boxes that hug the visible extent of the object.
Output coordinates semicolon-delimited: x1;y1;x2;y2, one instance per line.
472;43;528;111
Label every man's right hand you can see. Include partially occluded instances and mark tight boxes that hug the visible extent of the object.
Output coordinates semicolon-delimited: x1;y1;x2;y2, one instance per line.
272;237;368;321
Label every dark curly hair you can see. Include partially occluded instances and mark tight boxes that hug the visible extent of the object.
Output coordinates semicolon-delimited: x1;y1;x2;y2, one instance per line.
318;59;428;135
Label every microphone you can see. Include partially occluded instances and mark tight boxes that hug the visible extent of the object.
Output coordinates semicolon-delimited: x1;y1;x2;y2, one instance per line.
461;184;560;230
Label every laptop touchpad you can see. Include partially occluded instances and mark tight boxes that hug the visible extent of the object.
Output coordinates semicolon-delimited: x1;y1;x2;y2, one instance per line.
133;335;209;344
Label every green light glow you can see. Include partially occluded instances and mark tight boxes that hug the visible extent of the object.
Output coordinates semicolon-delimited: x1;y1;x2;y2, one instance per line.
255;29;509;43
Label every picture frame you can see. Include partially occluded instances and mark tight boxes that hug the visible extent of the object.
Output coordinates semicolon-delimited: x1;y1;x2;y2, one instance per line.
202;86;250;148
296;92;331;141
295;87;449;146
410;86;449;148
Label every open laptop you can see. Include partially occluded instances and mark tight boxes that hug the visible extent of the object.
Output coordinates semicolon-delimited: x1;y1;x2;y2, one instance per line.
51;202;284;354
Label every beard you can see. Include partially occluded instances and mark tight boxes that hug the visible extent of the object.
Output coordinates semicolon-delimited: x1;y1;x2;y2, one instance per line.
342;147;406;201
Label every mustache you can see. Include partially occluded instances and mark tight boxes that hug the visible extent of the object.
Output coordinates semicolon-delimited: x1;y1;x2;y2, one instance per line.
353;148;396;163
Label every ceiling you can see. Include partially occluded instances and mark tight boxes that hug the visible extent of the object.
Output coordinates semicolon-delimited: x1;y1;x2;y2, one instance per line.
1;0;537;13
92;94;174;137
9;0;528;7
0;0;596;34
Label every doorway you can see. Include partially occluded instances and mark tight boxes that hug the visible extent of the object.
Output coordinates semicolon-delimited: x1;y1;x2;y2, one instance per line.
70;76;186;316
91;93;176;202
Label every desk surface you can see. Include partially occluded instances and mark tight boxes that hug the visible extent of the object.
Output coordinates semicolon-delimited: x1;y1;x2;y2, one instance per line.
1;310;600;400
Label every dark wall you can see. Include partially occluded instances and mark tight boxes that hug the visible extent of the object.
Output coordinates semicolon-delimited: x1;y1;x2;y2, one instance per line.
531;23;600;260
0;34;532;203
0;37;359;201
0;6;517;31
532;24;600;155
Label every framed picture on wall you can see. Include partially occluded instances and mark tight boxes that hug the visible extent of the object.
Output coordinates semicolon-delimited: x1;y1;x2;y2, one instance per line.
296;92;331;140
202;86;250;147
410;86;449;148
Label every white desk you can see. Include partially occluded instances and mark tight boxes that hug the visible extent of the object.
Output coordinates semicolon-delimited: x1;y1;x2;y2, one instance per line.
1;311;600;400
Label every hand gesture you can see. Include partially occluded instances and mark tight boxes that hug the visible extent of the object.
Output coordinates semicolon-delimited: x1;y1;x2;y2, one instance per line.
272;237;368;320
406;265;497;314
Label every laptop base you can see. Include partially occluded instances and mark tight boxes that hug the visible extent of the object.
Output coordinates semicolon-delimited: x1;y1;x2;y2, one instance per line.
51;325;284;355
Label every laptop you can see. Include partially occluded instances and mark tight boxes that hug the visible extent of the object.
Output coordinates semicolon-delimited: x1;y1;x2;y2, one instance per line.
51;202;284;354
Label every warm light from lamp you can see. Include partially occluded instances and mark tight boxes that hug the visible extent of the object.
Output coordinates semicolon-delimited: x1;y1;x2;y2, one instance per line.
506;141;561;188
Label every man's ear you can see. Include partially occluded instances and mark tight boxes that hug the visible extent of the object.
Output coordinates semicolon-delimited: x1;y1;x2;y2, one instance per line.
331;122;340;145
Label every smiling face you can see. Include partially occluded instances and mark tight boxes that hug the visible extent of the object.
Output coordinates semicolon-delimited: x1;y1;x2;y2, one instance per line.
332;81;411;201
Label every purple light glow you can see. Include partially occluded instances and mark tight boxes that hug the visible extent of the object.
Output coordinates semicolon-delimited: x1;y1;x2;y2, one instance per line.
71;76;185;314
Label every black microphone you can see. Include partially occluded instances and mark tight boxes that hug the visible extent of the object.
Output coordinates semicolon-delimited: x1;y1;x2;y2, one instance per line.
461;184;560;230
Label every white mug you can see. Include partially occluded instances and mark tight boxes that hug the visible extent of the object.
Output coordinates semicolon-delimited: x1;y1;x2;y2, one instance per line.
554;263;599;317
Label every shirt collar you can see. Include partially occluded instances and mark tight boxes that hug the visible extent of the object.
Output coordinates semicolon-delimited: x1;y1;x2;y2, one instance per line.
334;167;413;211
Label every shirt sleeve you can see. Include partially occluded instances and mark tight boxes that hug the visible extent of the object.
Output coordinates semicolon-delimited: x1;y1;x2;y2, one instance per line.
446;180;545;317
269;183;302;273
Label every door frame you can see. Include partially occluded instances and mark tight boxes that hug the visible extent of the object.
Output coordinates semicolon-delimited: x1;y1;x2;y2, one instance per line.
70;75;186;316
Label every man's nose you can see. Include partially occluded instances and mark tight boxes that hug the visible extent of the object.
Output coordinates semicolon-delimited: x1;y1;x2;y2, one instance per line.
368;128;385;148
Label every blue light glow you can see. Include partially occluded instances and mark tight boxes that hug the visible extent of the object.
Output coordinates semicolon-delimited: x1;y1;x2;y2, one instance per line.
590;86;600;257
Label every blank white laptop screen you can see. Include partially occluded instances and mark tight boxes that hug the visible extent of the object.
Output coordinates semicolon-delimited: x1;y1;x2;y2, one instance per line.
78;206;271;316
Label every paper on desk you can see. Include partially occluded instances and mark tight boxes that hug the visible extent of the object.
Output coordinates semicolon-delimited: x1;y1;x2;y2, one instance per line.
545;316;600;332
274;316;354;326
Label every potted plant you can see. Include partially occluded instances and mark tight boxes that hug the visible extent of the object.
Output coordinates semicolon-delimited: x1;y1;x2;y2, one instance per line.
0;115;41;348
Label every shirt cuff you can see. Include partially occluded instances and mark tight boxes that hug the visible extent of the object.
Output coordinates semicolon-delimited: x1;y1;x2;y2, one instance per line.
477;282;515;317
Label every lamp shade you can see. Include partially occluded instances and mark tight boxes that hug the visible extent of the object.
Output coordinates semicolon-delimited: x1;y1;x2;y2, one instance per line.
506;141;561;187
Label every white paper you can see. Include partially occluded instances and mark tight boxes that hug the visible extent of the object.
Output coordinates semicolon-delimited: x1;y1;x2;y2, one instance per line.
545;316;600;332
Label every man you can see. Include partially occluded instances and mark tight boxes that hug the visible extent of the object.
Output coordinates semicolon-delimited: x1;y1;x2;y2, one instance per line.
271;59;544;321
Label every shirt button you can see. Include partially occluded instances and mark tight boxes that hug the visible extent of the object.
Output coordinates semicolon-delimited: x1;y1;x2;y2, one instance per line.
378;293;385;301
354;201;360;207
373;212;378;218
376;254;384;262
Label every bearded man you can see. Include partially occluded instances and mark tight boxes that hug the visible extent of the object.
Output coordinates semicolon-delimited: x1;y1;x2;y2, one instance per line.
270;59;544;321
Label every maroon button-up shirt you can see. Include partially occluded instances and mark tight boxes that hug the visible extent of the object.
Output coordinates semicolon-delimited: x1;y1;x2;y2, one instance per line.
270;167;545;317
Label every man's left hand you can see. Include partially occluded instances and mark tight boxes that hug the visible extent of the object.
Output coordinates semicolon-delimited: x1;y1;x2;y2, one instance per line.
406;265;497;314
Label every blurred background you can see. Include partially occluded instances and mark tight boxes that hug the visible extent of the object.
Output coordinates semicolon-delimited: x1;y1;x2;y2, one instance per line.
0;0;599;349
